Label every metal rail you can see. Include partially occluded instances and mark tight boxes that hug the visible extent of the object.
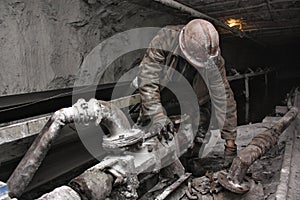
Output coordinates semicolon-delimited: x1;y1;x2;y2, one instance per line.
227;69;273;101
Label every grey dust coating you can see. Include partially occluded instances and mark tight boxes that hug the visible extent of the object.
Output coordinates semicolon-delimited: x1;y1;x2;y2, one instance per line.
72;27;228;171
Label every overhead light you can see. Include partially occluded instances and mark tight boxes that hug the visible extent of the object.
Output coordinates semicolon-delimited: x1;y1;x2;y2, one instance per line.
226;18;243;30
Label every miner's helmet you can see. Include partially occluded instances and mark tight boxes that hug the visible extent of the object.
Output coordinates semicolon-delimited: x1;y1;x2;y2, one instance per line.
179;19;219;68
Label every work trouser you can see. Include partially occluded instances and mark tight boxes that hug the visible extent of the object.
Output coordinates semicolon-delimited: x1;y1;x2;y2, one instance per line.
185;100;211;158
198;101;211;132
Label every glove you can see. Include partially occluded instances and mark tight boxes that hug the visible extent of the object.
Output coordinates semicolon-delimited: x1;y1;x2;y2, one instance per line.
223;143;237;168
149;114;174;141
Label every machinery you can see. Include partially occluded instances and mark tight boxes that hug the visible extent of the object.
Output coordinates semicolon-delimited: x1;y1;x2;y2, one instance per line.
4;95;196;200
1;91;298;200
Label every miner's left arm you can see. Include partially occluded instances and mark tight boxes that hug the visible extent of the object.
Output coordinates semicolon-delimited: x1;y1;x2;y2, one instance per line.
219;57;237;140
205;55;237;140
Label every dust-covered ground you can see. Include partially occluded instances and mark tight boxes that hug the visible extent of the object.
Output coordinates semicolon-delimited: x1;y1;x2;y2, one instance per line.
248;142;285;199
185;143;284;200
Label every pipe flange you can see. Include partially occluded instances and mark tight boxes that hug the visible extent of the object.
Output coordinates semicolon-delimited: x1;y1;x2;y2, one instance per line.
217;171;250;194
102;129;144;150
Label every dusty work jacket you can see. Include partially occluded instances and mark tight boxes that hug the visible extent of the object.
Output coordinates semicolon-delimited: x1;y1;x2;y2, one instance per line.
137;25;237;140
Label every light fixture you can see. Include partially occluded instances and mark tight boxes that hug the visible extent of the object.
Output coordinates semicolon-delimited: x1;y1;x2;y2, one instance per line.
226;18;243;30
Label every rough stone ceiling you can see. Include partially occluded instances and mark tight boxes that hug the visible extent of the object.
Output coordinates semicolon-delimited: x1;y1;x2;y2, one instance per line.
178;0;300;35
132;0;300;45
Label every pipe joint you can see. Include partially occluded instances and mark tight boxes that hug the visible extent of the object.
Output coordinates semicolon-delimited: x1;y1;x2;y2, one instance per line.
72;98;102;125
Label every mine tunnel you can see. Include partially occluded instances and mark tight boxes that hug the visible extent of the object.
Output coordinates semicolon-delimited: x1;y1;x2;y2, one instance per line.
0;0;299;199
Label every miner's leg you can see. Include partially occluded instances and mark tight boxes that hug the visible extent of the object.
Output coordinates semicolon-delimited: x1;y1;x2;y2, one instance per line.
190;101;211;158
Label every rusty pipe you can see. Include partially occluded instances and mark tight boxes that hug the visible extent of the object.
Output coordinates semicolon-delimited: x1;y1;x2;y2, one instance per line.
219;106;298;193
7;99;130;198
7;108;74;198
69;168;114;200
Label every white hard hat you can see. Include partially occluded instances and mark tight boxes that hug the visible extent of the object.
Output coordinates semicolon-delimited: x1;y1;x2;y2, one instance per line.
179;19;219;68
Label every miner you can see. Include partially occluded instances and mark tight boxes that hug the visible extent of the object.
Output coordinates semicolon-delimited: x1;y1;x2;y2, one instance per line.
135;19;237;166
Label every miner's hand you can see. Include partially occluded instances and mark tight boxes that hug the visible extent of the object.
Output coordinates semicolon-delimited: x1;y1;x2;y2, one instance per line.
149;113;174;141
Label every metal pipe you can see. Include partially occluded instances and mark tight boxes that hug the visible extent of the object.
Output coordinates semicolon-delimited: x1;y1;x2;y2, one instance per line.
153;0;245;38
7;108;74;198
69;168;114;200
244;76;249;102
218;106;298;193
7;98;131;198
98;100;131;136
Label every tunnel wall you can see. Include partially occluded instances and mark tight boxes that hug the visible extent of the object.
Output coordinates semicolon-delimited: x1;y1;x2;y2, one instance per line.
0;0;186;96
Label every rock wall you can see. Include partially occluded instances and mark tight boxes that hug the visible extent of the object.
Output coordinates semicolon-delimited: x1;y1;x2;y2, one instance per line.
0;0;186;96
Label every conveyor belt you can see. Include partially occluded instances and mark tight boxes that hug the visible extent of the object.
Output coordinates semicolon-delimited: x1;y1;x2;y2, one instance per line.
0;82;132;124
0;70;275;125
